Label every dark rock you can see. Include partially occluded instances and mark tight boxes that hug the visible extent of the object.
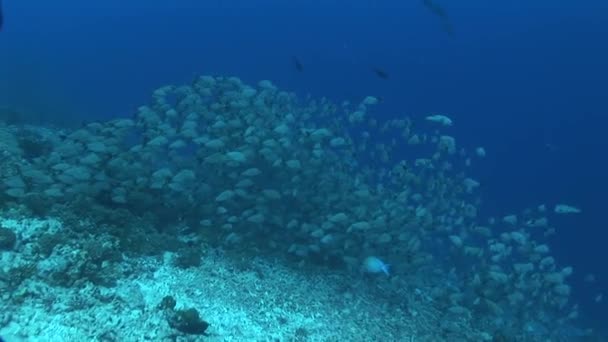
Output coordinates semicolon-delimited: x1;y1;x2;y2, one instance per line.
168;308;209;335
0;226;16;250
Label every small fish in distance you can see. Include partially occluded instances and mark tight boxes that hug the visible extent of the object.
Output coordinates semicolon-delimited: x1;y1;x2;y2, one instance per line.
421;0;446;18
372;67;389;79
0;0;4;31
292;56;304;72
421;0;454;36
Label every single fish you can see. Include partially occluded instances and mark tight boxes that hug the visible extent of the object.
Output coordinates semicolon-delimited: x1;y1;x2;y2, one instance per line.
363;256;390;276
292;56;304;72
0;0;4;31
422;0;446;18
372;67;389;80
421;0;454;36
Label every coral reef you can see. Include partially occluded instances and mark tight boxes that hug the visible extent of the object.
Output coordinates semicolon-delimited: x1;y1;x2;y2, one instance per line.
0;76;595;340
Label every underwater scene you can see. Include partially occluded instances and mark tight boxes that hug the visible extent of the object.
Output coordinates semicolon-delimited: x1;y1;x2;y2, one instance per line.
0;1;607;341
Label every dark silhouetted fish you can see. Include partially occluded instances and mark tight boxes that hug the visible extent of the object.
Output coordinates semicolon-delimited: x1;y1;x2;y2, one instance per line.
0;0;4;31
292;56;304;72
372;67;389;80
421;0;454;36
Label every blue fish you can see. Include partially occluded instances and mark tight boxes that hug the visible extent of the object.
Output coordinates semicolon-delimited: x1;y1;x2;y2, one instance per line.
363;256;390;276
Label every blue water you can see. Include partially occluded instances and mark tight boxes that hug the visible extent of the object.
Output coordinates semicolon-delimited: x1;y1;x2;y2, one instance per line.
2;0;607;333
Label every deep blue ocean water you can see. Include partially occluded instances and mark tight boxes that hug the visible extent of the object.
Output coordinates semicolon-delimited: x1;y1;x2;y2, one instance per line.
1;0;607;333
